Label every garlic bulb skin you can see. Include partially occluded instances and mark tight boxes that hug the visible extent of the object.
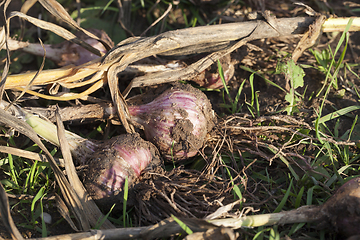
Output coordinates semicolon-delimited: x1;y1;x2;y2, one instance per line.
83;133;161;201
129;83;215;161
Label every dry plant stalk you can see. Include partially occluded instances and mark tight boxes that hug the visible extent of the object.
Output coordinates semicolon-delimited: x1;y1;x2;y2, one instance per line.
3;16;359;95
2;13;359;131
55;109;115;230
0;15;320;95
0;108;114;230
0;183;24;240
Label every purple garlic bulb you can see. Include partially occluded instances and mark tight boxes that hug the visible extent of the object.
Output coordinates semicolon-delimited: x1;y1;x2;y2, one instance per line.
128;83;216;161
83;133;161;201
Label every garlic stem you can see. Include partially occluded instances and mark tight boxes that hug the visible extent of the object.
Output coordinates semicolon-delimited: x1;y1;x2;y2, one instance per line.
209;205;322;228
0;100;98;164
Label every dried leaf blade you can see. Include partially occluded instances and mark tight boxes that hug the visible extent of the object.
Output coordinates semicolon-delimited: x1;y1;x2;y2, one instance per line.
55;108;115;229
0;108;87;231
9;11;103;57
37;0;113;50
0;183;24;240
107;63;133;133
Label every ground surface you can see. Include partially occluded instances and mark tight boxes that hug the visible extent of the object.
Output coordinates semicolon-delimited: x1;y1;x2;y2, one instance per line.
1;0;360;239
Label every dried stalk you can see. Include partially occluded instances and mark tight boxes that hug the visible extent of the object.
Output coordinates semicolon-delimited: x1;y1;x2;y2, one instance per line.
3;17;318;94
4;14;356;130
0;108;114;230
16;205;324;240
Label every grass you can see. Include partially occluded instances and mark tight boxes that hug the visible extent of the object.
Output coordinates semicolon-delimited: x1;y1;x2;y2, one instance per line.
220;154;243;201
122;177;129;228
172;215;193;235
1;145;55;236
212;17;359;238
219;60;247;114
1;0;360;239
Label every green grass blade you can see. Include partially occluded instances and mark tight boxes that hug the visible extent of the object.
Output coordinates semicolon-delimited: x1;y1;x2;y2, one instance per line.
218;60;230;96
324;142;342;185
294;186;304;208
255;91;260;117
250;72;255;107
96;204;116;229
240;66;286;92
233;79;246;113
330;30;349;89
288;223;306;236
171;214;193;235
220;156;243;201
28;160;38;192
123;176;129;227
7;153;19;187
348;81;360;100
31;186;45;223
306;186;314;205
232;184;243;200
189;6;205;26
347;115;358;141
315;84;332;144
333;18;353;58
346;63;360;79
234;79;246;106
101;0;115;15
317;18;354;96
316;105;360;124
253;227;269;240
326;165;350;187
267;146;299;180
273;178;293;213
269;227;280;240
40;195;47;237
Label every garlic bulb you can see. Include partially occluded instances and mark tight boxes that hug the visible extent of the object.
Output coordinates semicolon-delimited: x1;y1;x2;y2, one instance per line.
128;83;215;161
84;133;161;201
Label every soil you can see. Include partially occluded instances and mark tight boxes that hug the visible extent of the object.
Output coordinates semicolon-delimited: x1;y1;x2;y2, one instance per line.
132;166;234;225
